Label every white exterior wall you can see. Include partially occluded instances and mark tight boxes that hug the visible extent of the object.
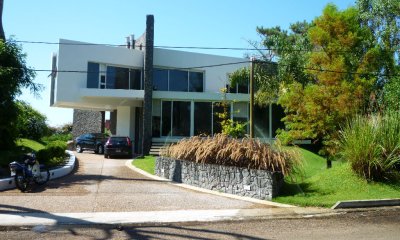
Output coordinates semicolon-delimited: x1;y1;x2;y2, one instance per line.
116;106;134;138
55;39;144;110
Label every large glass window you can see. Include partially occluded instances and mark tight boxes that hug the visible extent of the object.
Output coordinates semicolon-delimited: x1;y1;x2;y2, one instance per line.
87;62;99;88
153;68;168;91
162;101;171;136
172;101;191;136
130;69;142;90
114;67;130;89
169;70;188;92
194;102;212;135
106;66;130;89
229;80;249;94
213;102;230;135
153;68;204;92
271;104;285;138
254;104;270;138
152;100;161;137
88;63;142;90
233;102;249;134
189;72;204;92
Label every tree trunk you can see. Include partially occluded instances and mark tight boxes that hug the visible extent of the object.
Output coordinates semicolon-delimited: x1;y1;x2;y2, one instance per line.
0;0;4;41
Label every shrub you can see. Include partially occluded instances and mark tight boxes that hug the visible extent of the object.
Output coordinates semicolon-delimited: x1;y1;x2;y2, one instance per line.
41;133;72;145
340;111;400;181
163;134;300;176
36;140;67;167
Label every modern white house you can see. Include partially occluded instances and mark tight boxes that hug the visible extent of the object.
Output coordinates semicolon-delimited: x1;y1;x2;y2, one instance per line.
51;15;284;154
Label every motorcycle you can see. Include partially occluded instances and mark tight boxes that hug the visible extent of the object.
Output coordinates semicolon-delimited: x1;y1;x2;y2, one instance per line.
9;153;50;192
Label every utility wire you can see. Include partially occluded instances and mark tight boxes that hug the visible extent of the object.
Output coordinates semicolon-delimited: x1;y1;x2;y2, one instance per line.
11;39;397;54
1;59;399;77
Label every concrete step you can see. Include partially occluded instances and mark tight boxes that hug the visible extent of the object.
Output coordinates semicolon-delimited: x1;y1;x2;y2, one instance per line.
149;143;170;156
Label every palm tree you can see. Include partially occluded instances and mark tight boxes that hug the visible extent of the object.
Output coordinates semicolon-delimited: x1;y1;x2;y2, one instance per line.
0;0;4;40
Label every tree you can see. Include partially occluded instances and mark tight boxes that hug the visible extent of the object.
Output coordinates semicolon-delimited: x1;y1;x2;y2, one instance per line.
0;40;39;150
278;4;378;156
0;0;4;40
15;101;49;141
356;0;400;109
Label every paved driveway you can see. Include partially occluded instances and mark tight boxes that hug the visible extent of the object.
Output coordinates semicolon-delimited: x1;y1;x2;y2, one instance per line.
0;152;272;213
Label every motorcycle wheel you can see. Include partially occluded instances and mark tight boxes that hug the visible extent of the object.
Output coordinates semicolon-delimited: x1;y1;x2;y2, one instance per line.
34;166;50;185
15;172;29;192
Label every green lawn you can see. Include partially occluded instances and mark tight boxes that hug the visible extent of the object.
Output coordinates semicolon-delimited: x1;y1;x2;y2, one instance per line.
274;148;400;207
132;155;156;174
128;149;400;208
16;138;45;152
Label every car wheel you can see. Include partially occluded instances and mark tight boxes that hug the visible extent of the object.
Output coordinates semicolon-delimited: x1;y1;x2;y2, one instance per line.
76;144;83;153
97;145;104;154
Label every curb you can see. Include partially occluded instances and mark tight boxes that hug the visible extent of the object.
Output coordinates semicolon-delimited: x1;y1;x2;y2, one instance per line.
0;151;76;191
332;199;400;209
126;160;296;208
0;207;337;227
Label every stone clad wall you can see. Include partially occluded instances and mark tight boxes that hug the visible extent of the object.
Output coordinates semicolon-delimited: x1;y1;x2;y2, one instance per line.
72;109;103;139
155;156;284;200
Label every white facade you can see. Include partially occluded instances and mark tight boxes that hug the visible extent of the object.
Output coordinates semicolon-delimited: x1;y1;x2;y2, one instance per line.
53;39;250;146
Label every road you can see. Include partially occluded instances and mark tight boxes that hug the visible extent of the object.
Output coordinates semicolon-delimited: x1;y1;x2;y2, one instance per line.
0;207;399;239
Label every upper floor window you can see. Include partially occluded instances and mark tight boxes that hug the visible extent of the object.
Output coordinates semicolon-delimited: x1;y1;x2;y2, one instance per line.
229;81;249;94
153;68;204;92
86;62;142;90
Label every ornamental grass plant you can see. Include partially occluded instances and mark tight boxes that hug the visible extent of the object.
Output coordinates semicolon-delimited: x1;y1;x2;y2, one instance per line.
340;111;400;181
162;134;300;176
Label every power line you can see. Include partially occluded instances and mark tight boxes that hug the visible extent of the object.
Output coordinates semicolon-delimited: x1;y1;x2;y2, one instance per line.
1;59;399;77
12;39;395;54
0;60;251;73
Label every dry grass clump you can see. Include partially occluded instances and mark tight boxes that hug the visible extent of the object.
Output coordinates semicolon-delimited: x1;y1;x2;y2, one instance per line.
162;134;300;176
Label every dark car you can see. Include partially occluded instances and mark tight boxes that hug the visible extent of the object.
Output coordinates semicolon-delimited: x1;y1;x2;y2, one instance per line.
75;133;108;154
104;136;133;158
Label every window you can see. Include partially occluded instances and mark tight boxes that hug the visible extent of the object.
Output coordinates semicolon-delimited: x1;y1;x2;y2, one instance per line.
153;68;168;91
169;70;188;92
271;104;285;138
87;62;142;90
213;102;230;135
162;101;172;136
153;68;204;92
172;101;191;136
229;80;249;94
87;63;99;88
194;102;212;135
254;104;270;138
189;72;204;92
160;101;191;137
233;102;249;134
130;69;142;90
152;100;161;137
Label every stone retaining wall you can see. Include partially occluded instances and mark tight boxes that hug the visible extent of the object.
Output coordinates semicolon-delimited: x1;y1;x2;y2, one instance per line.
155;156;284;200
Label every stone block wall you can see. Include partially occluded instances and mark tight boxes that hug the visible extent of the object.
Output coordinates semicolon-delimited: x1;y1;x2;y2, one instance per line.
72;109;104;139
155;156;284;200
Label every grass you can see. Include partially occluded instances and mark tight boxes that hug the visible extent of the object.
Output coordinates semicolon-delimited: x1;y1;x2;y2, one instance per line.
128;147;400;208
274;148;400;207
132;155;156;174
16;138;45;152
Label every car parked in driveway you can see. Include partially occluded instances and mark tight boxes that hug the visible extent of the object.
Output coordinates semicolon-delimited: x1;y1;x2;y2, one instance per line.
104;136;133;158
75;133;109;154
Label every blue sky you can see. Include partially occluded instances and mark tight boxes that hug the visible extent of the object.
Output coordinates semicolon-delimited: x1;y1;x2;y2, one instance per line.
4;0;356;126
